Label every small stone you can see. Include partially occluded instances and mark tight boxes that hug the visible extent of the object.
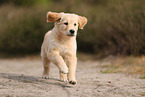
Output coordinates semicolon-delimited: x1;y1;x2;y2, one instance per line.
108;81;111;83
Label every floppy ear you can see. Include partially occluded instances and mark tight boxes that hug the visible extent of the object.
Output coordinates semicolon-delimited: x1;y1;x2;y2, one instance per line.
78;16;87;29
47;11;61;22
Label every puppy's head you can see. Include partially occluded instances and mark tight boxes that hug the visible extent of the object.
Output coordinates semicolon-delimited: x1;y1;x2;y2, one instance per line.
47;11;87;37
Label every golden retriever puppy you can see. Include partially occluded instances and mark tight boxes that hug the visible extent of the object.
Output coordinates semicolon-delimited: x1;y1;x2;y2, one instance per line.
41;11;87;85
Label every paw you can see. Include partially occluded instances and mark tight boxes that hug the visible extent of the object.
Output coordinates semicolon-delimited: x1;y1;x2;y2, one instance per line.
61;79;68;83
42;75;49;79
69;80;77;85
60;67;69;74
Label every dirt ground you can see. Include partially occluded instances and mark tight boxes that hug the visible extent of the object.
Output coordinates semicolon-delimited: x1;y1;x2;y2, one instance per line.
0;56;145;97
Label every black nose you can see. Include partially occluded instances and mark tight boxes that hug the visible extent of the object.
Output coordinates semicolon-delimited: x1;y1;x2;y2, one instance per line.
70;29;75;34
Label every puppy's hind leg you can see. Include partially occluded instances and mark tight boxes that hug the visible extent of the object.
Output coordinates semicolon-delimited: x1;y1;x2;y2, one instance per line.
42;56;50;79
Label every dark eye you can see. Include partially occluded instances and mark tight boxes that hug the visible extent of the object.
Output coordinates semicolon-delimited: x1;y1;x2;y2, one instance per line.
74;23;77;26
64;22;68;25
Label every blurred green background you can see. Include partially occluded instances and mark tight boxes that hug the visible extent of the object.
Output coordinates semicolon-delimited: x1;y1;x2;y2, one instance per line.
0;0;145;56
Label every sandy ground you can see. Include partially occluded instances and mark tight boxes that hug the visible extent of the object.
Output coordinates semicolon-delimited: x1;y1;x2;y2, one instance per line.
0;56;145;97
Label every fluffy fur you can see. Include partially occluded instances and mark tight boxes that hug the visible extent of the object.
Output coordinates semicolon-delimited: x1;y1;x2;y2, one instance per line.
41;11;87;85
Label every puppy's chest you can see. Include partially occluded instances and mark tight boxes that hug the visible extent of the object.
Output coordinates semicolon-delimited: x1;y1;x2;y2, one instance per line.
51;40;76;54
59;41;76;50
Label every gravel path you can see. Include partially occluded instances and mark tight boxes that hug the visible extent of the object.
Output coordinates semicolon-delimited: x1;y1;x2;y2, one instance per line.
0;57;145;97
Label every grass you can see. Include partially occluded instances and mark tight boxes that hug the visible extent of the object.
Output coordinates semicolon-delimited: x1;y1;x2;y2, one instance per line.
99;56;145;78
141;92;145;96
78;53;145;79
0;5;49;54
140;75;145;79
0;0;145;55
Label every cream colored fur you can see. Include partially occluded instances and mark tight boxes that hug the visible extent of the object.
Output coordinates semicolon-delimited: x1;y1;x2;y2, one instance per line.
41;11;87;85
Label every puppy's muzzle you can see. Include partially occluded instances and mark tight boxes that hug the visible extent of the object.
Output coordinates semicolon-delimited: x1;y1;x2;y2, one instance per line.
68;29;75;36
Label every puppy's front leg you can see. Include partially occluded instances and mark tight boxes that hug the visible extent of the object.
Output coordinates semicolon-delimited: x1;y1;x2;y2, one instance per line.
66;56;77;85
48;51;68;74
59;71;68;82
